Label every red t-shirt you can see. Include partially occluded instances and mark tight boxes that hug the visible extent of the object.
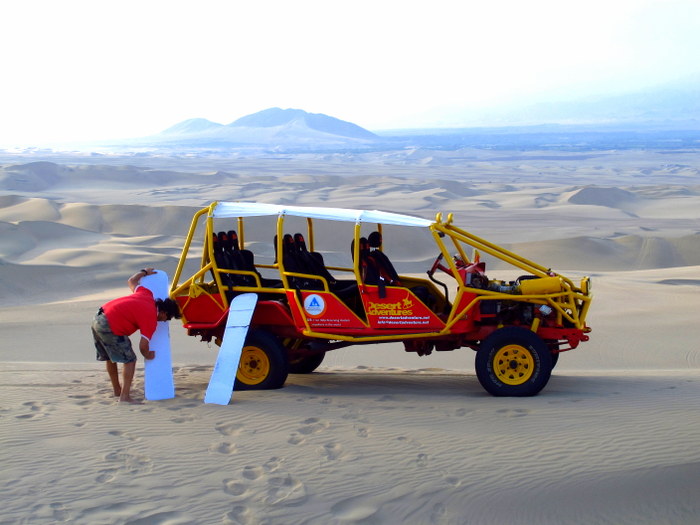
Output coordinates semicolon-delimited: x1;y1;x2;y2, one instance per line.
102;286;157;340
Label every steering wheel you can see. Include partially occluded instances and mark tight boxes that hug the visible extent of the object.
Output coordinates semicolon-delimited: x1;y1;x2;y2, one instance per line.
428;252;453;277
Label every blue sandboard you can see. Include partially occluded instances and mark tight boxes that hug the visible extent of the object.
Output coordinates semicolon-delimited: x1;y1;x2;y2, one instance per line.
204;293;258;405
140;270;175;401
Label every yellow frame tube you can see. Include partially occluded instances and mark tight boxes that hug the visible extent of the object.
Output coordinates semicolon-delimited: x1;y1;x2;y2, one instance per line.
170;206;211;295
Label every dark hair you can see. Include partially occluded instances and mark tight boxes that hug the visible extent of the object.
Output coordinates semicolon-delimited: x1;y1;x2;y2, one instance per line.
156;298;182;320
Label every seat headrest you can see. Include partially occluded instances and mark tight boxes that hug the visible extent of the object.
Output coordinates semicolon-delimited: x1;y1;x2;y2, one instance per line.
283;234;296;253
368;231;382;248
293;233;307;252
227;230;239;250
351;237;370;259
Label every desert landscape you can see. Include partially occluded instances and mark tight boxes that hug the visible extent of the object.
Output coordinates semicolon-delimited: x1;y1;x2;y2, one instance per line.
2;145;700;524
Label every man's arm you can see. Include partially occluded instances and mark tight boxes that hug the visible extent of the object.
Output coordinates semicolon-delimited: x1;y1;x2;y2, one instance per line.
128;267;155;291
139;336;155;360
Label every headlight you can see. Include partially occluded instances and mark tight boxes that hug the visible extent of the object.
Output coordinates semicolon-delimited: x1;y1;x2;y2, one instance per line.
581;276;591;294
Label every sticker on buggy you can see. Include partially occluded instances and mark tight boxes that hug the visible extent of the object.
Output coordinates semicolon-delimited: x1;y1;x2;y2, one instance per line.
304;294;327;317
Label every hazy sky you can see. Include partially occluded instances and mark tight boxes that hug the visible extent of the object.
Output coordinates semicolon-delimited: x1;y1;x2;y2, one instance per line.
1;0;699;145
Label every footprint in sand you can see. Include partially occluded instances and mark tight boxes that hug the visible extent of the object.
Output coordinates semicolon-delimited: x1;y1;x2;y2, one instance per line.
242;465;265;480
264;474;307;506
15;401;53;420
296;417;329;435
223;479;249;497
330;494;379;522
168;401;199;409
30;502;71;522
215;422;245;436
396;435;422;447
496;408;530;417
96;449;153;482
287;433;306;445
320;442;344;461
123;511;187;524
107;430;140;441
431;502;457;524
68;394;93;406
104;450;153;472
209;442;237;455
341;409;361;421
415;453;429;467
355;425;369;438
95;469;117;484
170;414;196;424
443;473;461;487
263;457;282;473
223;504;258;525
223;460;308;508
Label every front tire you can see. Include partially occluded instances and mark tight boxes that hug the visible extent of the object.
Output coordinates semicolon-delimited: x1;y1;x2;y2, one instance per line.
475;327;552;396
550;351;560;370
234;330;289;390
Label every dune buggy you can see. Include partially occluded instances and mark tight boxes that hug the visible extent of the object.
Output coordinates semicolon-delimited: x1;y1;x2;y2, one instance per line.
170;202;592;396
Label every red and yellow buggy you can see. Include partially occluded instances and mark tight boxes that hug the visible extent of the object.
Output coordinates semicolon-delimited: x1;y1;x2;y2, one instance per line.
170;202;592;396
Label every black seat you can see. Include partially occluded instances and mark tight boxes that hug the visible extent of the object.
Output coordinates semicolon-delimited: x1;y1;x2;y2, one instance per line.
214;231;237;286
227;230;283;289
353;236;380;285
366;231;435;308
366;231;401;286
277;234;309;289
213;230;283;293
288;232;359;299
294;233;337;287
220;231;250;286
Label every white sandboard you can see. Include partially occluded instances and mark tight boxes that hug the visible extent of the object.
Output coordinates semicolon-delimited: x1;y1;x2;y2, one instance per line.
140;270;175;401
204;293;258;405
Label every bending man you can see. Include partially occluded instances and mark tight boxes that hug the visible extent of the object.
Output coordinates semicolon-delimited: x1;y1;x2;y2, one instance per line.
91;268;181;403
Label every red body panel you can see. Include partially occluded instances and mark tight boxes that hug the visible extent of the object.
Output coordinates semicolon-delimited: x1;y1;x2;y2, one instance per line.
287;290;367;331
360;285;445;331
176;293;225;326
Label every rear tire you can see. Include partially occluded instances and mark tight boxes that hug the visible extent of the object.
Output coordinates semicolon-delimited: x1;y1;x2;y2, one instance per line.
289;351;326;374
475;327;552;397
234;330;288;390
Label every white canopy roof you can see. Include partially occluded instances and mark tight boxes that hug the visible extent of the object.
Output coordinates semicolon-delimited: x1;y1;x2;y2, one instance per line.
211;202;433;228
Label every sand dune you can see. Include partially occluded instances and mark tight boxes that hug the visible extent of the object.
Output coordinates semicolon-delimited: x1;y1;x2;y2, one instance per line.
3;363;699;524
2;149;700;524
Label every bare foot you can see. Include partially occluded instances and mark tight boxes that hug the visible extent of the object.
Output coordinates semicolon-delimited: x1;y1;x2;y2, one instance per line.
118;396;143;404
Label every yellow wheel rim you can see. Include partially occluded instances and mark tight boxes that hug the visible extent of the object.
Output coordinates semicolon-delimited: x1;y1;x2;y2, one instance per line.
237;346;271;385
493;344;535;385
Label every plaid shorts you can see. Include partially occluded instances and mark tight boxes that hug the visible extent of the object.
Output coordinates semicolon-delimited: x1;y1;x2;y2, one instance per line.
92;309;137;364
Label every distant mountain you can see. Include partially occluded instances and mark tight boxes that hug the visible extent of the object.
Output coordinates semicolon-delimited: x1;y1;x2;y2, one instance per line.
229;108;377;140
509;83;700;125
432;78;700;128
95;88;698;155
160;118;224;135
152;108;378;150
